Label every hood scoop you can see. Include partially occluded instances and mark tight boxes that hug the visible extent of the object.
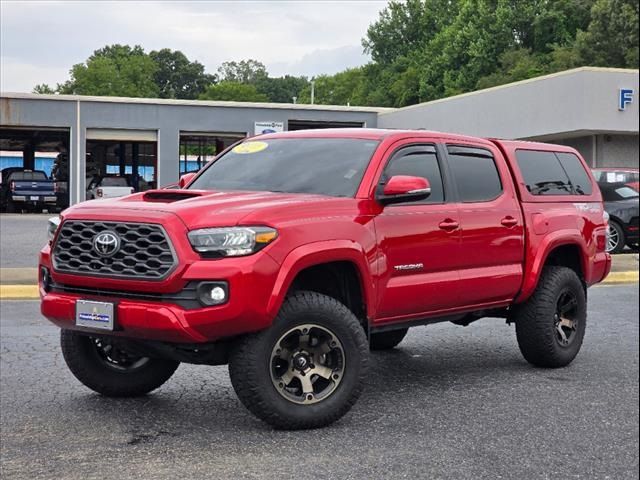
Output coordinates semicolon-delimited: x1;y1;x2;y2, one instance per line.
142;190;203;203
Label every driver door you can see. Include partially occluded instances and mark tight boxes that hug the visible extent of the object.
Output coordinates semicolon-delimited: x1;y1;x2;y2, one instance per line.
373;143;461;321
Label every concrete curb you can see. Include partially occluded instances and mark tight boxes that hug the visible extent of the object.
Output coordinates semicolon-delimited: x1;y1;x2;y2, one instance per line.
0;272;637;300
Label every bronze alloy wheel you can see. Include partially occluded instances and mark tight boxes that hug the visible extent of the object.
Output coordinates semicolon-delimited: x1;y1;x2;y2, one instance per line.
269;324;346;405
553;290;579;347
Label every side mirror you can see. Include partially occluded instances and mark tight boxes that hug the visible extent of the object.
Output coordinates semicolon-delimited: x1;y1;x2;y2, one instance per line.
379;175;431;205
178;172;196;189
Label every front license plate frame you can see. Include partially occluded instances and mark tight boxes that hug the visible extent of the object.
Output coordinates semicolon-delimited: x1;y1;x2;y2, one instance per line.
75;299;115;331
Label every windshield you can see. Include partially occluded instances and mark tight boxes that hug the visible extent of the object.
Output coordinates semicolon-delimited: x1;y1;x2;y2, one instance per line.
600;184;639;201
188;138;379;197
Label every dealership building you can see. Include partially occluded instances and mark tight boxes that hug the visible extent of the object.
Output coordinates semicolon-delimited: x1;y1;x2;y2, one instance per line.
1;66;638;207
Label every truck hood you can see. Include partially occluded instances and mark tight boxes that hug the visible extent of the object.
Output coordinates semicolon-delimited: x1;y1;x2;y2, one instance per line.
66;189;361;228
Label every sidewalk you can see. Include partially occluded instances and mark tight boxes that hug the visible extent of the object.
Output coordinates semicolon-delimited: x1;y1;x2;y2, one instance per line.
1;254;637;300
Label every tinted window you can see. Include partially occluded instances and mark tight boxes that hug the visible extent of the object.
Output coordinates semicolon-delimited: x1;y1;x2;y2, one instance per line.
383;147;444;204
8;171;48;181
556;153;592;195
599;184;639;201
189;138;378;197
516;150;573;195
447;146;502;202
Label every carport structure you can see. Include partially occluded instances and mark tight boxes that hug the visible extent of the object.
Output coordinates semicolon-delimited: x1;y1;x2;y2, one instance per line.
0;93;385;206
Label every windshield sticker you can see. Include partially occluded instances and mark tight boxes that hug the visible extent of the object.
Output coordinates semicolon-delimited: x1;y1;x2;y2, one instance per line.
232;141;269;154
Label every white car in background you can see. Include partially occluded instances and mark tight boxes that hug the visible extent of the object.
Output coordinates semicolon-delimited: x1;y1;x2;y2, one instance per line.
86;176;134;199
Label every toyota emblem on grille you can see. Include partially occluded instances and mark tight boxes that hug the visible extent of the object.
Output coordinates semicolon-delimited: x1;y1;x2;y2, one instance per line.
92;231;120;257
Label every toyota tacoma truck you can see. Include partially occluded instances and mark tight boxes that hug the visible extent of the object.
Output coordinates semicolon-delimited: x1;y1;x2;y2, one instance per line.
40;129;611;429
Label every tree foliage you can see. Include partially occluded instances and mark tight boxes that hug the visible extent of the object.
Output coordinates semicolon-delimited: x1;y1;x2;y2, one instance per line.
198;81;269;102
149;49;215;99
33;1;638;106
57;45;159;97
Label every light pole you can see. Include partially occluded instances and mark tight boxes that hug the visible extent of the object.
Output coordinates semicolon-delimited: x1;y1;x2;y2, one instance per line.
310;80;315;105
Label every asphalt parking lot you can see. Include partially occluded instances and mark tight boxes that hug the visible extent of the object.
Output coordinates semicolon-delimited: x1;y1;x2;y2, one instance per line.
1;284;638;480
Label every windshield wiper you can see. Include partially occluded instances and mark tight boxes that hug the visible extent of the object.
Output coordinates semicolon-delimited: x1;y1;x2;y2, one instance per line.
527;181;574;195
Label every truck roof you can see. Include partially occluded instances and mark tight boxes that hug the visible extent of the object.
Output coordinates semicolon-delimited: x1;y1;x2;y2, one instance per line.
256;128;498;147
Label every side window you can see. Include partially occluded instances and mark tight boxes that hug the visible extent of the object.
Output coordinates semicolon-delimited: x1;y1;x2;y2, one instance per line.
516;150;591;195
447;146;502;202
382;146;444;204
556;152;593;195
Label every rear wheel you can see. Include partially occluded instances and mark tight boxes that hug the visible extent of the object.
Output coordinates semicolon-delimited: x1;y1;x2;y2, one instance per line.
229;291;368;430
60;330;179;397
369;328;409;350
606;221;625;254
512;266;587;368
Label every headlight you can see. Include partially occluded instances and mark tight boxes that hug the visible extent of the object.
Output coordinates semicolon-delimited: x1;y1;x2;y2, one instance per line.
188;226;277;257
47;216;61;242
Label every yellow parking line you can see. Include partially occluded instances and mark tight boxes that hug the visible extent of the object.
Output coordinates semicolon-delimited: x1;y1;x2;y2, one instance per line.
602;271;639;284
0;270;637;300
0;285;40;299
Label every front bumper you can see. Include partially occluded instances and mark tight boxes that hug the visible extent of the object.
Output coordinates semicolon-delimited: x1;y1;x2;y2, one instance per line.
40;247;282;343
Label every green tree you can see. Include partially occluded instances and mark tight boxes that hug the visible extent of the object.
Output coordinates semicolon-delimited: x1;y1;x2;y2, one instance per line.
575;0;639;67
58;44;159;97
298;68;367;105
33;84;56;94
149;49;215;99
198;81;269;102
254;75;309;103
217;59;268;84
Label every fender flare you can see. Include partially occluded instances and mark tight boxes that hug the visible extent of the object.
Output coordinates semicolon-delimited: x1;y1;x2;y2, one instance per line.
515;230;589;303
266;240;376;319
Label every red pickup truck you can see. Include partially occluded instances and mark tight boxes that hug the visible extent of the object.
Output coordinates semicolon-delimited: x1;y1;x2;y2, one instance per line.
40;129;611;429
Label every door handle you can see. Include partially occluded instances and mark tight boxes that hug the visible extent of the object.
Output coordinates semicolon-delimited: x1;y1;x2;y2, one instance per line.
501;216;518;228
439;219;459;231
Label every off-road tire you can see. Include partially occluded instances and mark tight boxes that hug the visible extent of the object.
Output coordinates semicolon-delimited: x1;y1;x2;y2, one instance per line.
229;291;369;430
369;328;409;350
60;330;179;397
512;266;587;368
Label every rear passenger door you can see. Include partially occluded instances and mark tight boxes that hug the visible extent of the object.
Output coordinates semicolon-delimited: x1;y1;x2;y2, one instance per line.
445;144;525;306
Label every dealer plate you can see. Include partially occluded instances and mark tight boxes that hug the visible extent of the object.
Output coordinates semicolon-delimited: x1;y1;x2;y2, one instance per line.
76;300;114;331
30;196;39;201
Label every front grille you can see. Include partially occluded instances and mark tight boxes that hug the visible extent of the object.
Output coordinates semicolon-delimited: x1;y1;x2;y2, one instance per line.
52;221;177;280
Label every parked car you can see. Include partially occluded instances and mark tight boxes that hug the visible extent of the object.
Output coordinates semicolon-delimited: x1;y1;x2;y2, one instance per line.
86;176;134;200
0;167;57;213
592;168;639;191
598;182;639;253
41;129;610;430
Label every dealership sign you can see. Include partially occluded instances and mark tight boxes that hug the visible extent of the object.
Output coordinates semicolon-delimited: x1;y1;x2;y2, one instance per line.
254;121;284;135
618;88;634;111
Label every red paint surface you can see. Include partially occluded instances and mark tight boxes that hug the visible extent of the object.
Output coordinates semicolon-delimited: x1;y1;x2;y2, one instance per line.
40;129;610;343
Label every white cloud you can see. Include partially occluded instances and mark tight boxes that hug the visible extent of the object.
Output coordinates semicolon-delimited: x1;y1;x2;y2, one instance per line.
0;0;387;92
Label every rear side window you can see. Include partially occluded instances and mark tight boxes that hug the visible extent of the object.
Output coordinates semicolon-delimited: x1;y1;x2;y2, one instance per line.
447;146;502;202
556;153;593;195
516;150;591;195
383;146;444;204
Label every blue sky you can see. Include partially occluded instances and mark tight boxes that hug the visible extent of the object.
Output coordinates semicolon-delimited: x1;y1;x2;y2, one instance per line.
0;0;388;92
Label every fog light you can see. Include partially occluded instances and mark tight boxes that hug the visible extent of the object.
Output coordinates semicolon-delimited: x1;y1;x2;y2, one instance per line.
210;286;226;302
197;281;229;306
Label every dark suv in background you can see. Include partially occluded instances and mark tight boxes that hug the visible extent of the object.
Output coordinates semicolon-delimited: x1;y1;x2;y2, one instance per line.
598;182;639;253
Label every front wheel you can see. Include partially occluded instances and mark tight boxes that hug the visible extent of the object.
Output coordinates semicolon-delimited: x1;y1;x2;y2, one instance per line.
606;221;626;254
60;330;179;397
512;266;587;368
229;291;369;430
